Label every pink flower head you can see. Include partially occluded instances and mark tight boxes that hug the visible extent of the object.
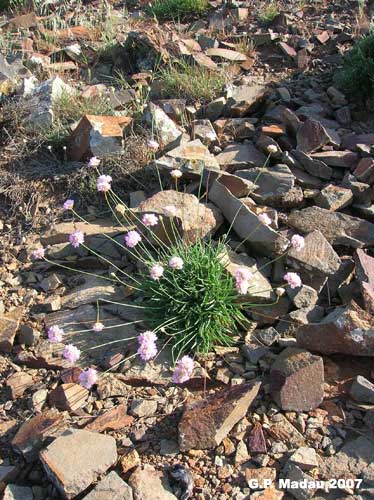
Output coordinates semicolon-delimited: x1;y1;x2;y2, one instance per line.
170;169;182;179
63;344;81;364
63;199;74;211
124;230;142;248
78;368;98;389
258;212;271;226
291;234;305;252
96;174;112;192
150;263;164;280
235;267;253;295
69;230;84;248
147;139;159;152
92;322;104;332
137;331;158;361
163;205;177;217
284;272;302;289
169;256;183;270
32;247;45;260
88;156;101;168
172;356;194;384
142;213;159;227
47;325;63;343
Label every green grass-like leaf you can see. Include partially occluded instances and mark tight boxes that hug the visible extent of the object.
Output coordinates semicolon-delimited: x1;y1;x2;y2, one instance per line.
148;0;209;21
138;239;247;362
337;32;374;103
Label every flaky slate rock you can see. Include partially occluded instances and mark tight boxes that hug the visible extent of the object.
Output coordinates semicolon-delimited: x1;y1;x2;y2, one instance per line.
270;348;324;411
40;429;117;499
297;300;374;356
288;206;374;248
296;118;330;153
83;471;133;500
216;142;266;170
354;249;374;314
0;307;24;353
179;381;261;451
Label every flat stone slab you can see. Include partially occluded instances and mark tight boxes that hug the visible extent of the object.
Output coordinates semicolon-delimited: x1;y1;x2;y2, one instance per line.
40;429;118;499
83;471;133;500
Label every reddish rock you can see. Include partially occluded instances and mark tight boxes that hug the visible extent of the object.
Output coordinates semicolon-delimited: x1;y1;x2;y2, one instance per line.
250;488;284;500
296;119;330;154
178;381;261;451
68;114;132;161
341;133;374;151
48;383;89;412
311;150;358;169
6;372;34;399
11;409;67;462
354;158;374;183
354;249;374;314
297;300;374;356
316;31;330;44
278;42;297;58
315;184;353;211
288;206;374;248
270;348;324;411
0;307;24;353
86;403;134;432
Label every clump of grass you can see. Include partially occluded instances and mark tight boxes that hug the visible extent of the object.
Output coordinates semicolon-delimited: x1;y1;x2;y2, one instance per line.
148;0;209;21
158;60;227;103
258;2;279;24
337;32;374;103
139;239;247;362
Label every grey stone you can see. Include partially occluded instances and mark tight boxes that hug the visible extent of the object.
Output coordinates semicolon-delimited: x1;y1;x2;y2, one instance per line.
285;464;317;500
130;399;158;418
83;471;133;500
40;429;117;499
287;285;318;309
192;119;218;145
3;484;34;500
315;184;353;211
291;150;332;180
129;465;177;500
288;447;318;471
350;376;374;404
144;103;184;150
216;142;266;171
224;84;267;117
296;118;330;153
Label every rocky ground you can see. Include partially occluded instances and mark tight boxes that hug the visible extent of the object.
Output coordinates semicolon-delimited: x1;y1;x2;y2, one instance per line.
1;0;374;499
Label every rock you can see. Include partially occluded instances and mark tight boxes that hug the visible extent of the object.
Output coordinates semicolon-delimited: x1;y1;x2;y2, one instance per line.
192;119;217;145
289;447;318;471
6;371;33;399
216;142;266;171
32;388;48;413
83;471;133;500
130;399;158;418
245;467;277;489
0;465;18;486
214;117;256;140
319;436;374;486
86;403;134;432
291;150;332;180
123;31;168;72
287;285;318;309
270;348;324;411
155;139;220;177
206;47;247;62
68;114;132;160
160;439;179;456
0;307;24;353
129;465;177;500
40;429;117;499
236;164;298;207
315;184;353;211
297;300;374;356
287;230;341;277
17;324;40;346
269;414;305;448
354;158;374;183
341;132;374;151
219;246;274;303
296;119;330;153
349;375;374;404
61;277;122;309
234;440;249;464
279;41;297;58
224;84;267;117
311;151;358;169
3;485;34;500
355;249;374;314
215;171;257;197
12;409;67;462
203;97;226;121
241;341;269;364
120;449;141;474
138;190;222;244
209;179;289;255
250;488;284;500
48;383;89;412
288;206;374;248
284;464;317;500
288;305;325;325
178;381;261;451
144;103;184;151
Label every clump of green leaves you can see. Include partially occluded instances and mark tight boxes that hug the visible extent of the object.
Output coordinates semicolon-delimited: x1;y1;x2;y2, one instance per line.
337;32;374;103
157;60;227;103
258;2;279;24
148;0;209;21
139;239;247;362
